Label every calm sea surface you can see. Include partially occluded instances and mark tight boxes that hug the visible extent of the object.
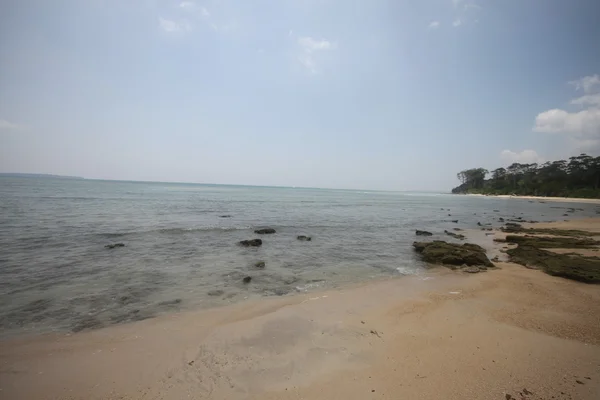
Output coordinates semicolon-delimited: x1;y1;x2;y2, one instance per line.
1;176;598;338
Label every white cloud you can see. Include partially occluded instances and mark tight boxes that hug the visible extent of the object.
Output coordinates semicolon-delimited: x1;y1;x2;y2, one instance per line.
534;108;600;136
297;37;336;74
569;74;600;94
452;19;462;27
500;150;544;164
571;94;600;107
533;74;600;154
298;37;334;52
0;119;23;131
159;17;192;33
428;21;440;29
179;1;196;11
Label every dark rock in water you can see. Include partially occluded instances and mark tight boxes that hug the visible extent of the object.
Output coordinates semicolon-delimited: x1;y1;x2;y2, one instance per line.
243;276;252;284
504;235;597;249
254;228;276;234
239;239;262;247
491;256;500;262
563;213;569;216
453;228;463;231
477;222;482;226
72;316;104;333
208;289;225;296
502;222;523;233
297;235;312;241
448;214;451;216
158;299;182;307
219;215;232;218
110;309;153;324
416;230;433;236
254;261;266;268
498;217;505;222
493;210;500;212
413;241;494;268
105;243;125;249
451;220;458;223
444;230;465;240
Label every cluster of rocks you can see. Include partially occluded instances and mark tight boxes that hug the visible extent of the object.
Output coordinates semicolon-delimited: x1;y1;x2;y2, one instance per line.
412;240;494;273
238;228;312;284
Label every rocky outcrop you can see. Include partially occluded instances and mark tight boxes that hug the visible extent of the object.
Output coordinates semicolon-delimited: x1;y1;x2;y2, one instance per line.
507;245;600;283
297;235;312;241
415;230;433;236
105;243;125;249
413;241;494;269
239;239;262;247
254;228;276;234
501;222;522;233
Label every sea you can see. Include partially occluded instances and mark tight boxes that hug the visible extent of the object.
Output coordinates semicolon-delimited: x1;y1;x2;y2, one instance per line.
1;175;598;338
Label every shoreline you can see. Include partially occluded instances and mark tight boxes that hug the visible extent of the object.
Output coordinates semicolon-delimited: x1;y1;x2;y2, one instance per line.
464;193;600;204
2;219;600;399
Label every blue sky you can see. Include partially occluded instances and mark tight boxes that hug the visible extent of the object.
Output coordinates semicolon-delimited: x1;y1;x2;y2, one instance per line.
1;0;599;191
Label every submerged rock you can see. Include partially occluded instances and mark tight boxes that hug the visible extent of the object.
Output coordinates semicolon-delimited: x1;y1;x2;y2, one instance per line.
504;235;597;249
415;230;433;236
208;289;225;296
297;235;312;241
243;276;252;284
254;228;276;234
444;230;465;240
105;243;125;249
219;215;232;218
451;220;459;223
501;222;523;233
254;261;266;268
239;239;262;247
413;241;494;269
498;217;505;222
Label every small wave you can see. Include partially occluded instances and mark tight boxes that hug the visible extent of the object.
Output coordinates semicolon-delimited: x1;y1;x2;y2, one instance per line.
295;281;325;292
395;266;418;275
100;226;253;238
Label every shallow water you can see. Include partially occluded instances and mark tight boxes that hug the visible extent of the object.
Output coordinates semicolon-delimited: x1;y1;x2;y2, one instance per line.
1;176;597;337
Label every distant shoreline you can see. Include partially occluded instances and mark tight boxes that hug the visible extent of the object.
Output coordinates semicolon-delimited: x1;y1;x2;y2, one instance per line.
463;193;600;204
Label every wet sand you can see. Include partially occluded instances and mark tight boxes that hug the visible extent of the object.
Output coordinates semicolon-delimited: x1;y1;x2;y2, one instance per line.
2;221;600;400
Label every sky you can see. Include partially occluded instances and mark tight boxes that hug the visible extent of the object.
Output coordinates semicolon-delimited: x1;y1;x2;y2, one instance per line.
1;0;600;191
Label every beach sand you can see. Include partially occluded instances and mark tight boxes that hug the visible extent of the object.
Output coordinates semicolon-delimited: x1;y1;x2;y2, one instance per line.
2;221;600;400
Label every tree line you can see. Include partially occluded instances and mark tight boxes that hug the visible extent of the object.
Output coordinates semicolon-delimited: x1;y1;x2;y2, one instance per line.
452;154;600;198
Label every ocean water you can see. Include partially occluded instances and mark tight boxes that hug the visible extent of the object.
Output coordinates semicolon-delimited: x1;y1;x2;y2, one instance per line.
1;176;598;338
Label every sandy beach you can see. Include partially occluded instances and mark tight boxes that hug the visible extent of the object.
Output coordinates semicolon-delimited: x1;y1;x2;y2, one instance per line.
2;220;600;400
465;193;600;204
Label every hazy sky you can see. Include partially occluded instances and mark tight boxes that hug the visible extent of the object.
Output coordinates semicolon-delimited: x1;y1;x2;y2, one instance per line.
1;0;599;191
